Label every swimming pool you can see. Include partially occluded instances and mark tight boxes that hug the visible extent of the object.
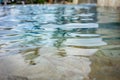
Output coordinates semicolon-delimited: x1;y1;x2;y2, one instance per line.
0;4;120;80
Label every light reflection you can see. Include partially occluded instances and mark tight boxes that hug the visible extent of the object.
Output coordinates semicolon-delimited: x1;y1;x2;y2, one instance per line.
0;4;120;80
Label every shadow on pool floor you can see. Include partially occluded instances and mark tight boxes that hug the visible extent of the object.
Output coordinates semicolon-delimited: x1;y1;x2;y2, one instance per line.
88;50;120;80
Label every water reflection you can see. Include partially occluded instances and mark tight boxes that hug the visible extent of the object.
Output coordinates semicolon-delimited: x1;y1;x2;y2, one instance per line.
0;4;120;80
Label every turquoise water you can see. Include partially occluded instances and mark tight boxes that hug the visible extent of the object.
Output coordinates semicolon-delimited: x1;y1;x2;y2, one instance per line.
0;4;120;80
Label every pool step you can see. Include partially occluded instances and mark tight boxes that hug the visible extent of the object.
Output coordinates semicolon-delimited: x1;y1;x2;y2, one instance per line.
77;13;94;17
70;33;100;37
64;23;98;28
64;38;107;47
42;23;99;31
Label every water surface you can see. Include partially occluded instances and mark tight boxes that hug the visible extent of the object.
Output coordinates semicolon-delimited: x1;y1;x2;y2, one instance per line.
0;4;120;80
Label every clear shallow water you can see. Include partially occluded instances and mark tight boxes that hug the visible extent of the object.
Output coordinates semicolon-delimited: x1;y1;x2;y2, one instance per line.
0;4;120;80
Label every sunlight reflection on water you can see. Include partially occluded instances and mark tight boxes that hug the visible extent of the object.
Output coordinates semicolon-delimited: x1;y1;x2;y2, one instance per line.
0;4;120;80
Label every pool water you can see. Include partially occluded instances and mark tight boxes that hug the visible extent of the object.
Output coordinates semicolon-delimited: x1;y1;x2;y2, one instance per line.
0;4;120;80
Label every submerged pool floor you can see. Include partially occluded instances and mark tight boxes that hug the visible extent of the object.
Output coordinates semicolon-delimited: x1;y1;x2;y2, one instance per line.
0;4;120;80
